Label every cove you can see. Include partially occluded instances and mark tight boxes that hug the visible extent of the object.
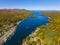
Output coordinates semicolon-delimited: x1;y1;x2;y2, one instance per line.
3;11;49;45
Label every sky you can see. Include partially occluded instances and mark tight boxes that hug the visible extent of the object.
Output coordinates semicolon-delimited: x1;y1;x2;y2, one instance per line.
0;0;60;10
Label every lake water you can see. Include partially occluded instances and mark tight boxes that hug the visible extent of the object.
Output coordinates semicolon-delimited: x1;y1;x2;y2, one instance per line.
3;12;49;45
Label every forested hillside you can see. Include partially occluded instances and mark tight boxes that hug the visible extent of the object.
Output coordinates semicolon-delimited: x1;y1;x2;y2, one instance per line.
0;9;33;37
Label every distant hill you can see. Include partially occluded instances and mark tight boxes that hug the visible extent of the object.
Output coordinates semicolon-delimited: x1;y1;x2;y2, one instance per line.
0;9;31;15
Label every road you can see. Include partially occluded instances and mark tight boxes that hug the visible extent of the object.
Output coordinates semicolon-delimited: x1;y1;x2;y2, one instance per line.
0;21;21;42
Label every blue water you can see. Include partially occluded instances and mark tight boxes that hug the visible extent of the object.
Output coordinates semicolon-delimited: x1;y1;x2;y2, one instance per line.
3;12;49;45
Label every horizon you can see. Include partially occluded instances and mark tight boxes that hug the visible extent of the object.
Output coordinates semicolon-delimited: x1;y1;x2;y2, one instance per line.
0;0;60;10
0;8;60;11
